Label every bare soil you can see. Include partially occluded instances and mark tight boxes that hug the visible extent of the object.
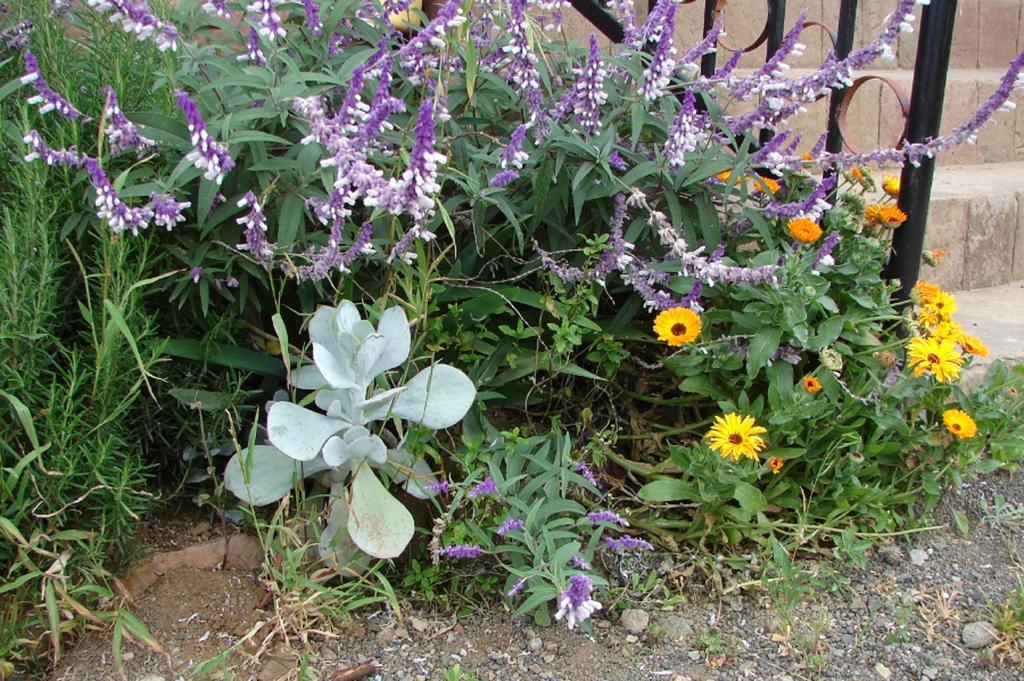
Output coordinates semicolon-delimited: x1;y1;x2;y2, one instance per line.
49;470;1024;681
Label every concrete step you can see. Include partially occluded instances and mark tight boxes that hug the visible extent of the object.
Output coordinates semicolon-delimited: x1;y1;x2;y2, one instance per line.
951;281;1024;388
921;162;1024;291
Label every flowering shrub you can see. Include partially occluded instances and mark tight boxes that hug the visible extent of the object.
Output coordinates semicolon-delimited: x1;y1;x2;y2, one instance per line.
6;0;1024;627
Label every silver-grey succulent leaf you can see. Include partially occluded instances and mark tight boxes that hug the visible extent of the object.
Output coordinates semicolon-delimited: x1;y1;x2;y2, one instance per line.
267;402;351;461
224;445;332;506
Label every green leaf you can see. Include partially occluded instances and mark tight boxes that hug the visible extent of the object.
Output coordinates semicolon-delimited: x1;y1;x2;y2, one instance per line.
952;510;970;537
746;327;782;379
348;463;415;559
276;193;304;247
162;339;285;377
168;388;230;411
732;482;767;516
638;478;695;502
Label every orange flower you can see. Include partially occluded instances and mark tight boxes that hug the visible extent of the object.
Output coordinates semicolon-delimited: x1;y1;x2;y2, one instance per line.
753;175;781;195
850;166;865;182
865;204;908;228
802;376;822;394
924;248;947;265
958;334;989;357
787;218;824;244
768;456;784;475
913;281;941;305
802;152;814;162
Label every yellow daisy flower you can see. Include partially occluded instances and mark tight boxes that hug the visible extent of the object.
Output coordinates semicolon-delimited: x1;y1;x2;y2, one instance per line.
768;456;784;475
923;290;957;321
907;337;963;383
958;333;989;357
929;320;964;343
882;176;901;198
942;409;977;440
706;413;768;462
802;376;822;394
653;307;702;347
752;175;781;195
787;218;824;244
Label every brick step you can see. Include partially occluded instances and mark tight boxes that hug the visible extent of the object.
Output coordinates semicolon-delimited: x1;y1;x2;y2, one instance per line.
921;162;1024;291
951;280;1024;389
779;68;1023;166
565;0;1021;71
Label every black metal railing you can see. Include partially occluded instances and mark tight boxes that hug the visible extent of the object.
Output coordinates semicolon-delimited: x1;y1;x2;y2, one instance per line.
567;0;960;300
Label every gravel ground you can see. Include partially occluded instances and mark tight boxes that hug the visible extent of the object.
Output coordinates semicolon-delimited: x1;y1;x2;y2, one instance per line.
51;469;1024;681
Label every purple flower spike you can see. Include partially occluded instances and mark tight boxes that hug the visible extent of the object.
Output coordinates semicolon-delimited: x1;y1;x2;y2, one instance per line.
434;544;484;559
22;130;85;167
468;477;498;498
1;19;33;49
603;535;654;553
586;511;629;527
505;0;543;123
608;150;628;171
296;221;375;281
246;0;285;41
507;576;528;597
571;35;608;135
574;461;602;490
638;1;676;101
201;0;231;18
84;158;152;235
150;192;191;231
238;26;267;66
235;191;274;267
90;0;179;52
497;518;525;536
176;91;234;185
664;90;709;171
21;51;85;120
812;231;841;272
490;169;519;188
103;87;156;156
426;480;450;494
554;574;602;630
189;266;203;283
301;0;323;36
570;555;591;570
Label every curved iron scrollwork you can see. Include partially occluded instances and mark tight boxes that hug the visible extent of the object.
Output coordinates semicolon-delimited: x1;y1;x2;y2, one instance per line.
837;75;911;153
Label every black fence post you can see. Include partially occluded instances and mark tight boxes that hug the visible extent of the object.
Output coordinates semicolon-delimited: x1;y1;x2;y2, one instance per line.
700;0;719;77
885;0;959;301
568;0;625;43
759;0;788;145
825;0;859;155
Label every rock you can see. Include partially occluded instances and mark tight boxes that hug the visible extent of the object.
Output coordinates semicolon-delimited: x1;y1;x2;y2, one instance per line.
189;521;211;536
961;621;999;649
922;667;940;680
136;676;166;681
408;616;429;634
874;662;892;680
528;637;543;652
619;609;649;635
879;544;905;566
658;614;694;643
909;549;929;567
687;650;701;661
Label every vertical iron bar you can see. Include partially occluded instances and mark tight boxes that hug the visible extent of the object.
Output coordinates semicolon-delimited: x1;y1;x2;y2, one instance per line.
884;0;958;301
568;0;625;43
759;0;788;144
700;0;719;77
825;0;859;155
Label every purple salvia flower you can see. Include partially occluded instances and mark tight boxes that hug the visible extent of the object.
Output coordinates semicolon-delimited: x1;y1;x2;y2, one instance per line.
396;0;465;85
507;576;528;597
22;129;85;167
496;518;525;535
710;49;743;80
554;574;602;630
238;27;267;65
223;276;239;288
51;0;73;17
677;13;724;69
358;57;405;141
21;51;85;119
571;35;608;135
593;194;634;283
770;345;802;366
468;477;498;498
536;245;588;284
426;480;450;494
245;0;284;41
664;90;709;171
103;87;156;156
327;32;345;56
621;266;694;312
434;544;484;559
490;169;519;188
638;2;676;102
764;175;835;220
296;221;375;281
731;13;808;101
574;461;601;490
883;362;903;390
500;124;529;170
201;0;231;18
177;91;235;185
603;535;654;552
149;193;190;231
570;555;591;570
586;511;629;527
1;19;32;49
91;0;179;51
504;0;543;124
812;231;841;272
608;151;628;171
606;0;636;44
84;157;152;235
189;266;203;283
301;0;322;36
235;191;274;266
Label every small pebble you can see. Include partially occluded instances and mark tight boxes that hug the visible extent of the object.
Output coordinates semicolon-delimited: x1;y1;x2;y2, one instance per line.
874;662;892;680
961;621;999;649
